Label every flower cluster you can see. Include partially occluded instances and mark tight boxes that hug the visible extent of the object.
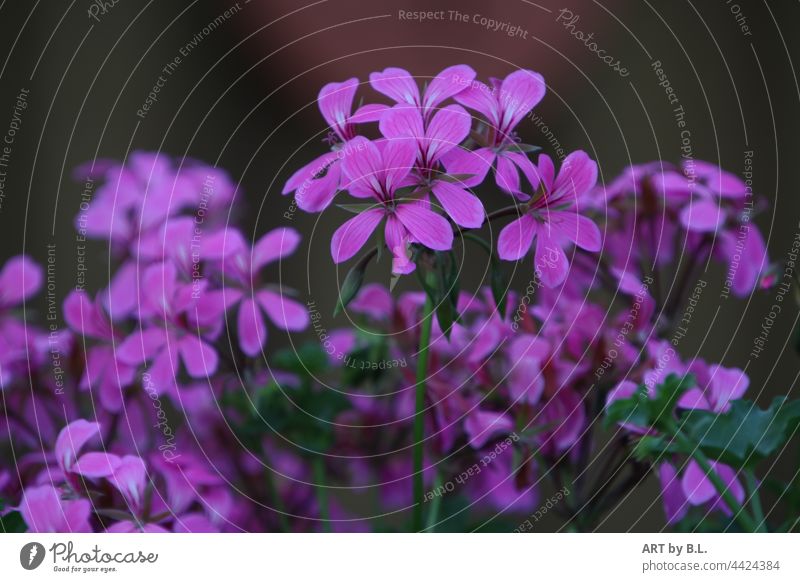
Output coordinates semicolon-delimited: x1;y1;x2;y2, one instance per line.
0;65;788;534
284;66;600;285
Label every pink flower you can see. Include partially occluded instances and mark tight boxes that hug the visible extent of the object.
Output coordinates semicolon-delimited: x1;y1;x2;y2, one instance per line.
497;151;601;287
19;485;91;533
681;460;745;516
369;65;476;120
331;136;454;271
379;103;485;228
201;227;309;356
283;78;385;212
677;364;749;413
55;419;121;481
444;69;546;197
117;262;221;393
64;290;136;411
0;255;42;309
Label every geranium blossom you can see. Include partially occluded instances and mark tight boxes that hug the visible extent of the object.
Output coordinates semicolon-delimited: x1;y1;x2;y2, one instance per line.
497;151;601;286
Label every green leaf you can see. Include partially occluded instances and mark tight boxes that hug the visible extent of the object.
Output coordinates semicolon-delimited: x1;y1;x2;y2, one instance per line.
272;344;330;377
490;258;509;316
681;397;800;468
0;510;26;533
334;254;370;316
632;435;675;462
603;374;693;431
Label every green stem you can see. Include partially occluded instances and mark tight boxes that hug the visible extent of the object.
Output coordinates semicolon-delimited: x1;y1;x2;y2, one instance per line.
264;468;290;532
744;469;767;532
413;289;435;532
671;426;758;532
313;456;331;532
425;471;443;532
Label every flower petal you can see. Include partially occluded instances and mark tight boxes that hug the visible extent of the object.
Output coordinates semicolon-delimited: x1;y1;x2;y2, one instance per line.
369;67;420;106
422;65;476;112
0;255;43;307
681;459;718;505
658;463;689;524
55;419;101;473
534;232;569;288
498;214;537;261
179;335;219;378
424;104;471;163
330;207;385;263
257;290;310;331
550;150;598;205
237;298;267;356
431;181;485;228
546;210;602;251
252;227;301;270
465;409;512;449
394;204;453;251
497;70;546;133
440;147;494;188
318;78;358;137
379;104;424;142
680;199;724;232
72;452;122;478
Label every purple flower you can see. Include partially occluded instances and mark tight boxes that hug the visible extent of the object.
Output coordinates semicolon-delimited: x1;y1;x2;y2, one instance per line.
0;255;42;309
331;136;454;270
380;103;485;228
464;409;513;449
282;78;386;212
55;419;121;481
497;151;601;287
202;227;309;356
369;65;476;120
117;262;220;393
681;460;745;516
678;364;749;413
19;485;91;533
443;69;546;197
64;290;136;411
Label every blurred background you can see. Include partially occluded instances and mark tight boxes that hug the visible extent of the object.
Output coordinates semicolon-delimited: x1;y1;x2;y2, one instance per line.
0;0;798;530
